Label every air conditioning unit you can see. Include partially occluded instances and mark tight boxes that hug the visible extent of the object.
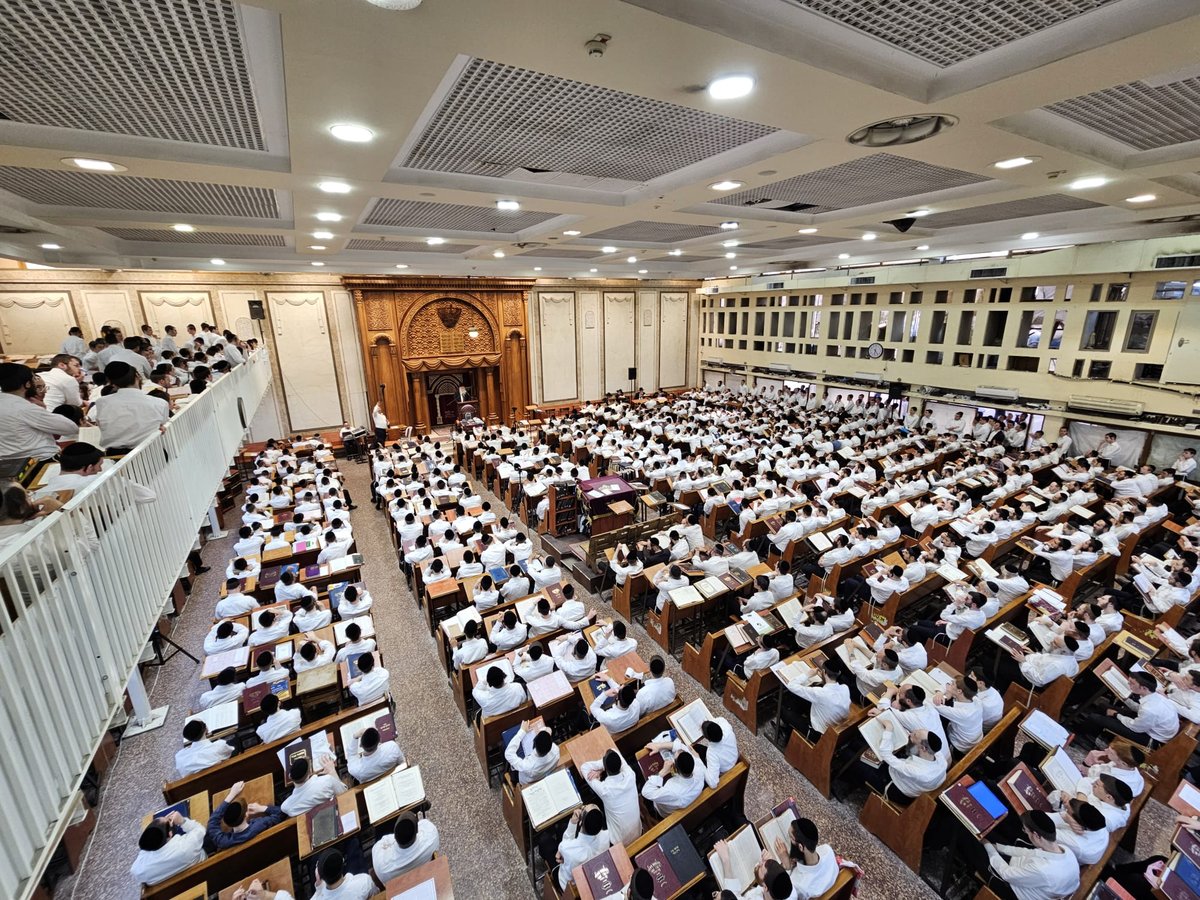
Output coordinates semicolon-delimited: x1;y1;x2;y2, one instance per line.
976;386;1020;403
1067;395;1145;416
767;281;785;290
970;266;1008;278
766;363;790;372
853;371;884;383
702;359;724;367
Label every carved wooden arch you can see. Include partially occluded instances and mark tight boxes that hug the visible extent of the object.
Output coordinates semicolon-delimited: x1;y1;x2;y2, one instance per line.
395;291;501;357
373;334;392;347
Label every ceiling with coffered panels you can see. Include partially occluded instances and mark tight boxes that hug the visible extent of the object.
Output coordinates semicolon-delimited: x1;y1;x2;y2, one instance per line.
2;0;1200;281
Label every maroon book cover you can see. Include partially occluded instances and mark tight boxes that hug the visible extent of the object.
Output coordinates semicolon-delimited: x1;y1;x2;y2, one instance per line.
1006;766;1052;813
634;843;682;898
259;567;281;587
241;681;270;714
579;849;621;899
942;782;997;834
545;585;566;608
1160;867;1199;900
375;712;398;743
638;751;666;780
718;572;743;591
1176;827;1200;872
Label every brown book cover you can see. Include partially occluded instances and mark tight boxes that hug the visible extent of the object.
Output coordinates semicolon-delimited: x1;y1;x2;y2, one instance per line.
545;584;566;607
1002;763;1052;814
241;681;270;714
638;751;666;780
579;849;621;899
375;712;398;743
634;843;683;897
765;516;782;534
718;571;743;591
940;782;1000;836
305;798;341;849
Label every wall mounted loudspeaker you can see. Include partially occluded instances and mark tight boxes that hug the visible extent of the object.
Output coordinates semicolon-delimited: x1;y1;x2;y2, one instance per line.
888;381;906;400
248;300;266;320
627;367;637;380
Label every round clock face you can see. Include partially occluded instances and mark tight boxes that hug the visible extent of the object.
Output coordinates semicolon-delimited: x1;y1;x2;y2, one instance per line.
867;342;884;359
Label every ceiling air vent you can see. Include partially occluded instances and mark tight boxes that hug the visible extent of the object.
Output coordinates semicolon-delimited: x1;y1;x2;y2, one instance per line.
850;275;876;285
767;281;785;289
1155;254;1200;268
970;266;1008;278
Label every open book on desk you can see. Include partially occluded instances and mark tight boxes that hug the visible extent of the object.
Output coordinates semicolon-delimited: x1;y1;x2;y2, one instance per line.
707;823;762;891
669;698;713;746
902;666;954;697
754;804;797;863
523;767;580;829
339;709;399;757
363;765;425;823
835;635;874;669
1039;745;1081;795
1094;659;1132;699
775;597;803;629
858;709;907;760
1019;709;1070;750
185;701;238;734
771;658;819;688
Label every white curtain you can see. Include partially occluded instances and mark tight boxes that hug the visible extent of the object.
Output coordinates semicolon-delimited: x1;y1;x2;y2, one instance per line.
1150;432;1200;481
1067;422;1145;468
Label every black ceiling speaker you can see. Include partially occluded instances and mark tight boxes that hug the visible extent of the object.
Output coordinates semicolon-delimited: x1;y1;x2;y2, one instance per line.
886;217;918;233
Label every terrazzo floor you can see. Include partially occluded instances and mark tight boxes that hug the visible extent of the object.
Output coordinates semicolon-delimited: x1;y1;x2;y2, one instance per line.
58;457;1182;900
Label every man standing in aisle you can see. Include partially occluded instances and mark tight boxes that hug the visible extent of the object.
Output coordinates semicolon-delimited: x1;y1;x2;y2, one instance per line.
372;401;389;445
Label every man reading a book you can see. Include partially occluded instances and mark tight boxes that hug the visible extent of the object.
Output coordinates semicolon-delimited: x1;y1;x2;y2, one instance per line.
979;810;1080;900
848;718;946;805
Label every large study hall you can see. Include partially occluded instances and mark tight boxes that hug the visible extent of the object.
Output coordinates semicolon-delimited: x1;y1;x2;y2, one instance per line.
4;2;1200;900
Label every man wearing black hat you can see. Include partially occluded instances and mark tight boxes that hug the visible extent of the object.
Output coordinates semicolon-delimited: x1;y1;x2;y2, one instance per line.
90;360;169;453
582;749;642;845
550;805;611;890
371;811;440;884
312;849;376;900
206;780;285;850
981;810;1080;900
0;362;79;460
36;441;156;504
129;807;206;885
714;837;797;899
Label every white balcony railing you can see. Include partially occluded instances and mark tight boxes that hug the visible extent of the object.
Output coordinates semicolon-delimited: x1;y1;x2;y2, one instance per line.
0;350;273;900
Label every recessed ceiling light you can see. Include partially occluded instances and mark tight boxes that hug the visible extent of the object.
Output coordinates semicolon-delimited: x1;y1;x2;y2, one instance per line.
563;230;581;236
39;242;61;250
625;256;637;263
63;157;126;172
311;261;325;266
707;75;755;100
721;239;739;247
328;123;374;143
533;266;543;271
709;180;743;191
601;246;618;253
172;223;195;232
318;181;351;193
496;200;521;211
493;249;506;258
862;232;877;241
1020;232;1040;240
638;269;648;274
589;268;598;273
210;258;225;265
1126;194;1156;203
797;228;818;234
395;264;408;269
916;245;930;251
838;253;850;260
313;231;334;240
1068;176;1107;190
909;209;931;217
316;212;343;222
426;237;445;245
729;265;739;271
719;221;739;230
668;249;683;256
725;252;737;259
993;156;1040;169
309;244;327;250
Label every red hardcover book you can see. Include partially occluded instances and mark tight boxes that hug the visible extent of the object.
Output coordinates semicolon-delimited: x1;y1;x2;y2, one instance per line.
305;798;341;849
375;712;398;743
638;751;666;779
545;585;566;607
940;782;998;836
1002;763;1053;814
241;681;270;714
579;849;621;899
634;843;683;898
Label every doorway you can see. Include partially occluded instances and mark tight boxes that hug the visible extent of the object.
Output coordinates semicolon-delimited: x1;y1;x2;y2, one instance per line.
425;371;476;426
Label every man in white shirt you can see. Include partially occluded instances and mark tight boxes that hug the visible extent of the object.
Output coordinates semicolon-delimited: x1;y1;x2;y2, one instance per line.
91;361;169;451
980;810;1080;900
109;336;153;378
372;813;440;885
198;667;243;709
348;653;391;706
472;665;527;719
175;719;233;778
635;656;676;714
581;750;641;845
641;748;704;816
1004;635;1080;689
203;620;248;655
280;755;350;817
41;354;84;410
782;662;851;739
130;810;206;885
255;693;302;743
346;726;405;784
0;362;80;459
852;719;946;804
1079;669;1180;746
505;720;560;784
312;849;376;900
1173;448;1197;479
549;806;612;890
60;327;87;358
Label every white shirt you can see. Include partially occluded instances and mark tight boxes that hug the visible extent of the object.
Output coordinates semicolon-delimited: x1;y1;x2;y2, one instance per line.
203;622;248;655
637;675;676;714
371;821;440;884
350;668;391;705
256;707;302;743
129;818;206;885
347;741;405;783
786;680;851;734
1117;690;1180;743
984;843;1080;900
879;731;947;798
504;727;561;784
40;366;83;409
641;766;704;816
788;845;840;899
174;737;233;778
581;759;642;845
312;873;376;900
472;680;527;718
0;392;79;459
280;773;348;817
91;388;169;449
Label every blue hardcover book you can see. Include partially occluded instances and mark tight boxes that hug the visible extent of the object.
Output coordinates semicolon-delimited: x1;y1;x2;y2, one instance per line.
966;781;1007;819
346;652;366;679
1176;855;1200;898
281;563;300;578
488;566;510;583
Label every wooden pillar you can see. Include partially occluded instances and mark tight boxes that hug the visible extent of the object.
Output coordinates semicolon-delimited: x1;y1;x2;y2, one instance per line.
485;366;499;425
411;371;429;433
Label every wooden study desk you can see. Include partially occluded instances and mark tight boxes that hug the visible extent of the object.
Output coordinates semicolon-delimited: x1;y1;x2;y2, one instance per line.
385;855;453;899
561;726;618;775
141;790;210;830
297;791;359;858
217;857;293;900
575;843;634;900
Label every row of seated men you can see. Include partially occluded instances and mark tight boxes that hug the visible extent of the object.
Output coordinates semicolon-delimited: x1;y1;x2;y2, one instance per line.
433;386;1200;899
129;439;441;900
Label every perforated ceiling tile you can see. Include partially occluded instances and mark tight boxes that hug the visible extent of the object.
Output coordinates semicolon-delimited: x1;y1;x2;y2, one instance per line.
402;58;778;183
516;248;601;258
362;198;557;232
918;194;1103;228
584;221;723;243
346;238;466;253
713;153;991;213
102;228;285;246
1046;77;1200;151
0;0;266;150
783;0;1118;68
0;167;279;218
738;235;841;249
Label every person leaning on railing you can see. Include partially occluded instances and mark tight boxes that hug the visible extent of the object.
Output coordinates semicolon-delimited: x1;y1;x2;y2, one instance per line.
0;481;64;548
0;362;80;461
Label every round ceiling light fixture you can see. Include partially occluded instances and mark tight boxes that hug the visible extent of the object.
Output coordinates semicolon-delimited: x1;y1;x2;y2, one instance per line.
707;75;755;100
329;123;374;143
362;0;422;9
847;113;958;147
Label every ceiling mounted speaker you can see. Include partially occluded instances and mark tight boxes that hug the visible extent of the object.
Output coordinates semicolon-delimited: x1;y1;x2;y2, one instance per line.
886;217;917;233
363;0;422;9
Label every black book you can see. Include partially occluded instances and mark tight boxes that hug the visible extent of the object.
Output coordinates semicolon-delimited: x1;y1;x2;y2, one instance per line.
657;822;705;885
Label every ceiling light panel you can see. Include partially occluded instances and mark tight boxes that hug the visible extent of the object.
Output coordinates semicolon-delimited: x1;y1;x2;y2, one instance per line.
1046;75;1200;150
344;238;465;253
711;152;990;213
917;194;1103;228
0;167;280;217
362;198;556;231
584;221;723;243
401;57;777;183
782;0;1119;68
101;228;286;246
0;0;266;150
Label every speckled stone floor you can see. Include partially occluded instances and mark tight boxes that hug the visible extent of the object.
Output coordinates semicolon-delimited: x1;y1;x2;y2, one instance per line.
57;457;1183;900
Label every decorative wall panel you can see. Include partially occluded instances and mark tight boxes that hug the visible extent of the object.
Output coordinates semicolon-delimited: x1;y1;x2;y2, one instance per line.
80;289;137;337
0;292;75;354
138;291;214;338
603;292;636;394
538;292;578;402
266;292;343;429
659;292;690;387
